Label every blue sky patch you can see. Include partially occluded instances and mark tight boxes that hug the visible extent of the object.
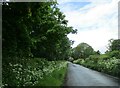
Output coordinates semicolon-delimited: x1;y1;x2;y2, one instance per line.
58;2;91;12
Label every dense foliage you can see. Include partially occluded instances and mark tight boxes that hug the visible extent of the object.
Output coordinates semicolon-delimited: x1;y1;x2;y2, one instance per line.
72;43;94;59
2;2;76;60
2;2;76;86
2;58;67;87
108;39;120;51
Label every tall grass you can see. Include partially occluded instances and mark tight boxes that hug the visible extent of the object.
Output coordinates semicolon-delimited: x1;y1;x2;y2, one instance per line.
2;58;67;87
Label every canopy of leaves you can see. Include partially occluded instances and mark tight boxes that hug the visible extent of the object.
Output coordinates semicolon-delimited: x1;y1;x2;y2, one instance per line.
108;39;120;51
72;43;94;59
2;2;76;61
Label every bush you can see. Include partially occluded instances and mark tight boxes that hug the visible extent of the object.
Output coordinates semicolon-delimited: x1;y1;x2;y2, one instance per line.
73;59;82;64
89;55;99;59
107;50;120;59
88;55;99;63
99;54;110;60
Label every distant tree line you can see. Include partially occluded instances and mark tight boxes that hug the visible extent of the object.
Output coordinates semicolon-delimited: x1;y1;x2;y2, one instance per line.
71;39;120;60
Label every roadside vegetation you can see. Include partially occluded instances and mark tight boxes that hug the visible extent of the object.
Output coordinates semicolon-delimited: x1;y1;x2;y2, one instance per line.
72;39;120;78
2;2;76;87
3;58;67;87
2;1;120;87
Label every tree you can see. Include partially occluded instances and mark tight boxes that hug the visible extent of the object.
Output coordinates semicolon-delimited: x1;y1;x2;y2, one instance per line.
95;50;101;55
2;2;76;61
108;39;120;51
106;39;120;59
72;43;94;59
2;2;76;86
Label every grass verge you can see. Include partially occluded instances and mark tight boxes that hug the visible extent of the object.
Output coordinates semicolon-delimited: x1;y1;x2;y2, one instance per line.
35;65;67;87
2;57;68;87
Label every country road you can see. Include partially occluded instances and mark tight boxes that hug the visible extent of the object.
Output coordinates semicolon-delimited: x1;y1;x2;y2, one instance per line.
63;62;120;87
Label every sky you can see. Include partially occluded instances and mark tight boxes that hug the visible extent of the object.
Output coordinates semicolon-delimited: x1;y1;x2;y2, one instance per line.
57;0;119;53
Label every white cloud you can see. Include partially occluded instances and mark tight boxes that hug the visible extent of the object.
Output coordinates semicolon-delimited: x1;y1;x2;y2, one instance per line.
58;0;119;53
64;0;118;27
68;27;117;52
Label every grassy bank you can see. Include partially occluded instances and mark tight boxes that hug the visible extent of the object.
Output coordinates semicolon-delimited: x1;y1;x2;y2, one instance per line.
35;64;67;86
73;55;120;78
2;58;67;87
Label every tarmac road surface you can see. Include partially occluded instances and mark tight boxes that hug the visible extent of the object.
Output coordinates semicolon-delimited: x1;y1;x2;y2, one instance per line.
64;62;120;88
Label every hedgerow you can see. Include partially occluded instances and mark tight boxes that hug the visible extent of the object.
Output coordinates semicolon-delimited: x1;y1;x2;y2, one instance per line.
73;53;120;78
